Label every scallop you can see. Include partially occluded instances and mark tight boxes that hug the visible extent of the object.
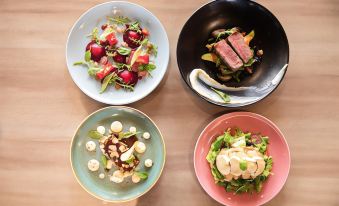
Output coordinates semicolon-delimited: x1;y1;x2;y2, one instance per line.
216;155;231;175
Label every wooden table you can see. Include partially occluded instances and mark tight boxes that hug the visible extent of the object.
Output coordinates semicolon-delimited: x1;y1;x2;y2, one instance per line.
1;0;339;205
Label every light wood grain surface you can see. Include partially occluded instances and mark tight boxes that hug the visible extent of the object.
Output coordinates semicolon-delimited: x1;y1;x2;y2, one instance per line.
1;0;339;205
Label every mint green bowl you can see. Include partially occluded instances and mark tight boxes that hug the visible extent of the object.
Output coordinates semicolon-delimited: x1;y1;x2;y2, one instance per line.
70;106;166;202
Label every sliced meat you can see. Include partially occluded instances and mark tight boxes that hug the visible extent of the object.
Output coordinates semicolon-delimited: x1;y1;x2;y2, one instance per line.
227;32;253;63
214;40;243;71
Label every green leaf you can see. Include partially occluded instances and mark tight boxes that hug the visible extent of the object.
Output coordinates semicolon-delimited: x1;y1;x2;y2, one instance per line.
211;166;224;181
88;130;103;139
100;73;115;93
128;21;141;32
244;58;256;67
135;171;148;179
73;61;87;66
85;50;91;62
108;16;131;25
87;27;99;40
210;87;230;103
255;137;269;153
101;155;107;167
125;155;135;164
147;42;158;57
117;47;131;56
140;38;149;46
87;67;101;76
239;160;247;171
139;63;156;72
118;131;140;140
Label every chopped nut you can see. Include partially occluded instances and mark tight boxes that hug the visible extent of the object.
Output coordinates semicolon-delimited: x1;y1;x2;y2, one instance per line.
119;145;126;152
112;137;119;144
108;145;117;151
257;49;264;56
110;151;119;158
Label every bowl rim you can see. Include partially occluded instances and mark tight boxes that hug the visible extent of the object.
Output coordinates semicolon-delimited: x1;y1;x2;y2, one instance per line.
69;106;166;202
193;111;291;206
65;1;170;105
176;0;289;108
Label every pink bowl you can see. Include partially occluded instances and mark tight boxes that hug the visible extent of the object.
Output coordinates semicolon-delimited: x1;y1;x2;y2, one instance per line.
194;112;290;206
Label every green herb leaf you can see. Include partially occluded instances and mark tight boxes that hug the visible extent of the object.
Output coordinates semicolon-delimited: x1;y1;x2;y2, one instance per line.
118;131;140;140
128;21;141;32
135;171;148;179
73;61;87;66
117;47;131;56
88;130;103;139
244;58;256;67
125;155;135;164
140;38;149;46
255;137;269;154
108;16;131;25
100;73;115;93
138;63;156;72
85;50;91;62
211;167;224;181
101;155;107;167
87;27;99;40
210;87;230;103
239;160;247;171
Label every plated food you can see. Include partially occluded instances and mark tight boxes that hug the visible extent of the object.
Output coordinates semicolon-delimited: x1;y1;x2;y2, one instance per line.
66;1;169;105
70;106;165;202
202;28;263;83
207;127;272;194
74;16;158;93
85;120;153;184
194;112;290;206
177;0;289;107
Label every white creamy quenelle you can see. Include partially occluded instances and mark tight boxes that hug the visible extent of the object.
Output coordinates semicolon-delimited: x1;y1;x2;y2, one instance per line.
87;159;100;172
144;159;153;167
135;141;146;153
111;121;123;133
86;141;96;152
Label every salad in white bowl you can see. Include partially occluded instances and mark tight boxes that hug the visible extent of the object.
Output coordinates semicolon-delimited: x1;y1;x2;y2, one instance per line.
66;1;169;105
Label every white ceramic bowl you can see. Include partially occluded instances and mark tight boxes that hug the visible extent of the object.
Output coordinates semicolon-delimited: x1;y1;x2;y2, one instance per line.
66;1;169;105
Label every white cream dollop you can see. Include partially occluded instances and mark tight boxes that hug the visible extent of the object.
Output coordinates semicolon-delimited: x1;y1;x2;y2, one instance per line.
87;159;100;172
86;141;96;152
97;126;105;135
129;126;136;133
135;141;146;153
144;159;153;167
131;173;140;183
143;132;150;139
99;173;105;179
111;121;123;133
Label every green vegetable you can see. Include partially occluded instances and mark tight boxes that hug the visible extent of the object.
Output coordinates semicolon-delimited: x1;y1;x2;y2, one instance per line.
244;58;256;67
108;16;131;25
147;42;158;57
88;130;103;139
85;50;91;62
210;87;230;103
139;64;156;72
255;137;269;153
101;155;107;167
118;131;140;140
135;171;148;179
100;73;115;93
87;27;99;40
73;61;86;66
211;167;224;181
239;160;247;171
125;155;135;164
232;71;241;82
117;47;131;56
88;67;101;76
128;21;141;32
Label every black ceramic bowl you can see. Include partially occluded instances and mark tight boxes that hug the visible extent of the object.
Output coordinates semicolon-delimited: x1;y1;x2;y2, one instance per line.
177;0;289;107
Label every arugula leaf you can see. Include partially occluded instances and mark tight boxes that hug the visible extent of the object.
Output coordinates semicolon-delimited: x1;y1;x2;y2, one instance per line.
232;71;241;82
87;27;99;40
85;50;91;62
128;21;141;32
135;171;148;179
101;155;107;167
117;47;131;56
108;16;131;25
139;63;156;72
210;87;230;103
100;73;115;93
88;130;103;139
118;131;140;140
